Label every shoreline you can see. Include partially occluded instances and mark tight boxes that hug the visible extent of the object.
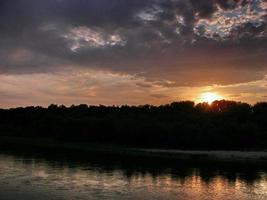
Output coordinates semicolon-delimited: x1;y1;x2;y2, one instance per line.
1;136;267;163
130;148;267;162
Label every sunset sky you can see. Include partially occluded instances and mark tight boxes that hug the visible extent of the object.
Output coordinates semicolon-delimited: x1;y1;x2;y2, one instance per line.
0;0;267;108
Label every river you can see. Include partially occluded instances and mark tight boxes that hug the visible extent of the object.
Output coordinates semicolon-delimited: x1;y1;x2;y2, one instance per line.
0;151;266;200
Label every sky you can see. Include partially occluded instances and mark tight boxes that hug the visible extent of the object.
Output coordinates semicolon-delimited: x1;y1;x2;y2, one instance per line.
0;0;267;108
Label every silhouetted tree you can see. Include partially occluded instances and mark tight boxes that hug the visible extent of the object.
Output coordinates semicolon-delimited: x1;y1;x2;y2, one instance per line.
0;100;267;150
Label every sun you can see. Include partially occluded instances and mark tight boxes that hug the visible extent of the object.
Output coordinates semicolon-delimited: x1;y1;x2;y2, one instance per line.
198;92;223;104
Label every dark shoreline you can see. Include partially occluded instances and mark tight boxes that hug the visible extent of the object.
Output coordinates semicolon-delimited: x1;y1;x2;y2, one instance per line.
1;136;267;164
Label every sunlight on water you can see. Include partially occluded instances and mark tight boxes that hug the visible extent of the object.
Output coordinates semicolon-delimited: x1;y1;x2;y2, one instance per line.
0;153;267;200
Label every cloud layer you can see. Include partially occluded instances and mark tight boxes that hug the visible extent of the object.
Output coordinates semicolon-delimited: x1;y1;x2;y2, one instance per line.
0;0;267;106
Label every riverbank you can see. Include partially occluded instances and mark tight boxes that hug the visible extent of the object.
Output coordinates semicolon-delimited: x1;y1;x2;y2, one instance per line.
0;136;267;163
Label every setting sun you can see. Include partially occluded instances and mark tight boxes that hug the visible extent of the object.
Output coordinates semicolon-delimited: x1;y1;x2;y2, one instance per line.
198;92;223;104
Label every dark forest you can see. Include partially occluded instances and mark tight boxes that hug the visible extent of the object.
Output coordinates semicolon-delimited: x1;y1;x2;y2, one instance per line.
1;100;267;150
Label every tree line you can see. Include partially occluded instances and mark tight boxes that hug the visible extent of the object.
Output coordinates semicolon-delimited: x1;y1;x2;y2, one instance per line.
1;100;267;150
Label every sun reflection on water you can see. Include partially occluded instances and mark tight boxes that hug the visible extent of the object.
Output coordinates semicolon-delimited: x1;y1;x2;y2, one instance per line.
0;154;267;200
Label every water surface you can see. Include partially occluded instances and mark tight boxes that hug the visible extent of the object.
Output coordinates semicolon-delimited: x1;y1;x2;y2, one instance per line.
0;151;267;200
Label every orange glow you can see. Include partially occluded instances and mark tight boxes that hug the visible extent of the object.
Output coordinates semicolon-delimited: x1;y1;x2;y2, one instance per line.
198;92;223;104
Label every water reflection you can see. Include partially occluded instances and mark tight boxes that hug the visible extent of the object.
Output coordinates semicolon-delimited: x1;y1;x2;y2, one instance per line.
0;151;267;200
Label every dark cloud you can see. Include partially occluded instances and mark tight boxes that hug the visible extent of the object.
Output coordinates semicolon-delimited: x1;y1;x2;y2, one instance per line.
0;0;266;86
215;0;255;10
150;94;169;99
191;0;217;18
230;21;267;39
136;82;153;88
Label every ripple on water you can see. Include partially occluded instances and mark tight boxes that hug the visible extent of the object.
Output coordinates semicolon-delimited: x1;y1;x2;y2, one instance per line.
0;153;267;200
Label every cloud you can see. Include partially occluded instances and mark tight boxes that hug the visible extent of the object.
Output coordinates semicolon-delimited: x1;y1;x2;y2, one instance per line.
0;69;181;107
150;94;169;99
136;82;153;88
0;0;267;104
194;1;267;40
63;26;126;52
1;68;267;108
